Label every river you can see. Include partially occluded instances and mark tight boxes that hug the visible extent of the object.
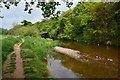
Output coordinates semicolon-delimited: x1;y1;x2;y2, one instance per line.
47;40;119;78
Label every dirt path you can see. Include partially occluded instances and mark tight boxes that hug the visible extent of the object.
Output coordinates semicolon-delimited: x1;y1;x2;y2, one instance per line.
2;51;15;78
13;39;24;78
2;39;25;78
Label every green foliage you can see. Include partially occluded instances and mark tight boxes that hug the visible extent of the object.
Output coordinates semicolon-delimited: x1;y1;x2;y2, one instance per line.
2;35;60;78
63;21;74;39
40;25;50;31
33;2;120;45
9;24;40;37
21;26;39;37
21;36;60;60
20;36;60;78
6;2;120;46
9;24;22;35
2;36;20;64
0;28;8;35
21;20;33;26
5;53;16;73
1;1;70;18
21;49;49;78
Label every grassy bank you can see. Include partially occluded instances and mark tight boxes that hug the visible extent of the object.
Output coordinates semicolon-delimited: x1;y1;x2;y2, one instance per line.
3;53;16;75
2;36;21;64
2;35;60;78
20;36;60;78
0;35;19;40
60;39;120;47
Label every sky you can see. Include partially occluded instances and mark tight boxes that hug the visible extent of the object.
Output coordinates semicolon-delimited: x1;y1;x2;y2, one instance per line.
0;1;78;30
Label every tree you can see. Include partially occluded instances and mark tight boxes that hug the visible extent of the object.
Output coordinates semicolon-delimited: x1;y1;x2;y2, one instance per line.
0;28;8;35
21;20;33;26
0;0;74;18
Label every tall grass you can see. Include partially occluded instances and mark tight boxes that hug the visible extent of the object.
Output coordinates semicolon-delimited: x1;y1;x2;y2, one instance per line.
2;36;21;64
20;36;60;78
21;49;49;78
2;35;60;78
21;36;60;60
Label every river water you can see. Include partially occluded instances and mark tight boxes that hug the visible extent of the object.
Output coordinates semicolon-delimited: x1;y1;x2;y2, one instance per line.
47;40;119;78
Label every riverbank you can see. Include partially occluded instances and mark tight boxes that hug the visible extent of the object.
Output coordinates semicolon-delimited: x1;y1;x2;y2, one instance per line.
2;35;119;78
2;35;60;78
57;39;120;47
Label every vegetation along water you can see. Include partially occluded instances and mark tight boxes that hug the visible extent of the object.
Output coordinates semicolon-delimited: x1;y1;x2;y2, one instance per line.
0;0;120;79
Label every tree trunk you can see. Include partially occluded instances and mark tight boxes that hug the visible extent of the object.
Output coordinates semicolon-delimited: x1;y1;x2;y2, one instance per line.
53;46;81;60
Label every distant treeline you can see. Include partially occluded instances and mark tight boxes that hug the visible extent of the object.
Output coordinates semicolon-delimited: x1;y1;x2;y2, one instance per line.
5;2;120;45
0;28;9;35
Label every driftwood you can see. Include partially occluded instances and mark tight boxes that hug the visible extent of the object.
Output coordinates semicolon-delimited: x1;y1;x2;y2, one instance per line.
53;46;81;60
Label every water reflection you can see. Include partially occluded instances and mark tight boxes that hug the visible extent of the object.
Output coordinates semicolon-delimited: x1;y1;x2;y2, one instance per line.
47;41;119;78
47;50;80;78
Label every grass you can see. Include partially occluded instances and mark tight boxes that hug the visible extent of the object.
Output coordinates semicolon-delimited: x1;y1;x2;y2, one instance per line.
41;38;60;48
9;53;16;73
2;35;60;78
21;48;50;78
20;36;60;78
0;39;1;78
0;35;8;40
2;36;21;64
3;53;16;74
0;35;20;40
111;43;120;46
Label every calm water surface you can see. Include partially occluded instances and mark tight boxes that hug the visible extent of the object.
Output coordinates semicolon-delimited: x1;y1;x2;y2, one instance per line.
47;40;119;78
